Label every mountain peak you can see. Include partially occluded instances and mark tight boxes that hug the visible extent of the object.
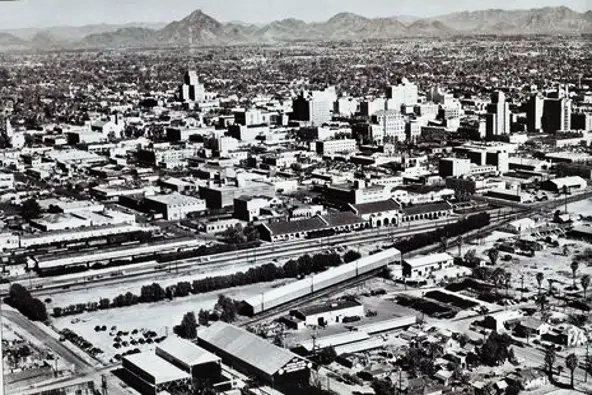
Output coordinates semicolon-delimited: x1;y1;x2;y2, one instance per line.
327;12;368;24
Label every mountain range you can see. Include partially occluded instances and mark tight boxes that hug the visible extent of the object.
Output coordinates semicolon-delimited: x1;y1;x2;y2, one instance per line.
0;6;590;50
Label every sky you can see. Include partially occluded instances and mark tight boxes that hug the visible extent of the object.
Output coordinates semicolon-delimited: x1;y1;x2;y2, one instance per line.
0;0;589;30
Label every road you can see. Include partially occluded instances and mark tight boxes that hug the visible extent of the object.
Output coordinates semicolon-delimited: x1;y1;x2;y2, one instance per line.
1;309;94;375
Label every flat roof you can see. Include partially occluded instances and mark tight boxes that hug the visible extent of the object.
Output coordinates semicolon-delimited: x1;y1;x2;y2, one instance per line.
146;193;204;207
123;353;190;384
156;336;220;367
298;300;362;316
404;252;454;268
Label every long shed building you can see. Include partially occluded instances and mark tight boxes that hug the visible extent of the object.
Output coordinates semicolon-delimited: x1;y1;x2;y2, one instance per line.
241;248;401;316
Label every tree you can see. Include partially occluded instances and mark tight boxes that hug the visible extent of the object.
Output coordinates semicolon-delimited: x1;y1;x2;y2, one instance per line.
317;346;337;365
571;261;580;289
480;332;513;366
488;248;499;266
505;384;521;395
536;294;548;320
216;295;238;323
371;379;393;395
21;198;41;220
566;353;578;388
175;312;197;339
536;272;544;294
99;298;110;309
545;348;556;379
582;274;591;299
198;309;209;326
343;250;361;263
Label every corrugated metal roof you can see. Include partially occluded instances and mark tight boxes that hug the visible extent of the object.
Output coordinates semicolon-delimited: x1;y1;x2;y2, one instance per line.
198;322;301;377
156;336;220;367
123;353;190;384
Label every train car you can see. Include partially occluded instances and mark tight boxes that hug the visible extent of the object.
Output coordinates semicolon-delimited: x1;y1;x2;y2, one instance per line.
241;248;401;316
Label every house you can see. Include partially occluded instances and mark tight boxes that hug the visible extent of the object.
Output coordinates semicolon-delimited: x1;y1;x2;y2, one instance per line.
514;317;549;339
434;369;453;386
503;218;536;234
506;368;547;391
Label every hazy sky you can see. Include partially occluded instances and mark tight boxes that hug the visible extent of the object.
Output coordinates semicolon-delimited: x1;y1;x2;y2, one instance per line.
0;0;589;29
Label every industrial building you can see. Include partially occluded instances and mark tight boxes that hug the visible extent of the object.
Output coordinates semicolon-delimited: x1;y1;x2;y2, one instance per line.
402;252;454;278
144;193;206;220
241;248;401;315
291;300;365;327
540;176;587;193
122;353;191;395
122;337;222;395
155;337;222;385
197;322;311;389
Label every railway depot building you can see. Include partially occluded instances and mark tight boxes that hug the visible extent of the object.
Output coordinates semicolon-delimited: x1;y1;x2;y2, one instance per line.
349;198;402;227
197;322;311;391
259;212;366;242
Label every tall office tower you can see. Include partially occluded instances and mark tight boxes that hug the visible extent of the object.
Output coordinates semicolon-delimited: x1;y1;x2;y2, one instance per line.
386;78;418;111
526;94;544;133
291;87;337;126
485;91;511;139
371;110;406;142
571;112;592;131
542;97;571;133
179;70;206;102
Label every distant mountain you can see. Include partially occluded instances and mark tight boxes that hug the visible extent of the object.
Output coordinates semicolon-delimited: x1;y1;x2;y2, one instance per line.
433;6;592;34
1;22;167;42
80;27;158;48
0;6;590;51
0;32;27;50
29;31;64;49
156;9;235;45
406;20;456;36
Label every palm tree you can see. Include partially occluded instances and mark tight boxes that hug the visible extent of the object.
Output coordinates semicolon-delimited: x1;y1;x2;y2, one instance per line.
571;261;580;289
566;353;578;388
536;272;544;294
545;348;556;380
488;248;499;266
582;274;591;299
536;294;548;320
547;279;555;295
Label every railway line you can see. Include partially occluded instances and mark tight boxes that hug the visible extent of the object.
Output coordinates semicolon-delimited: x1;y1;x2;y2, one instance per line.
1;191;583;298
18;211;513;298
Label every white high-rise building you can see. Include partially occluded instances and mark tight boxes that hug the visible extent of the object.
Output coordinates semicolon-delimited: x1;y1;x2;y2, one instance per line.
371;110;406;142
486;91;511;138
386;78;419;110
292;87;337;126
179;70;206;102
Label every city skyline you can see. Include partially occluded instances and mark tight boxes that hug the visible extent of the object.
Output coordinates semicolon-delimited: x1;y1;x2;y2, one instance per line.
0;0;589;30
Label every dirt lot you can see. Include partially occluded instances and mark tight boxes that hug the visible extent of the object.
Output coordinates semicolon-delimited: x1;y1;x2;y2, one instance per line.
52;279;291;363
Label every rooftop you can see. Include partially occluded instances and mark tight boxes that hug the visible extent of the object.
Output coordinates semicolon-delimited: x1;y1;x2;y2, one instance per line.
404;252;454;268
146;193;204;207
352;199;401;215
297;300;362;317
403;202;452;216
123;353;190;384
198;321;303;377
156;336;220;367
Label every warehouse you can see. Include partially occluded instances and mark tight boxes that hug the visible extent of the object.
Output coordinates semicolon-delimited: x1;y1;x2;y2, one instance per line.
291;300;365;326
122;353;191;395
400;201;453;223
241;248;401;315
197;322;311;390
144;193;207;220
155;337;222;385
402;252;454;278
541;176;587;193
